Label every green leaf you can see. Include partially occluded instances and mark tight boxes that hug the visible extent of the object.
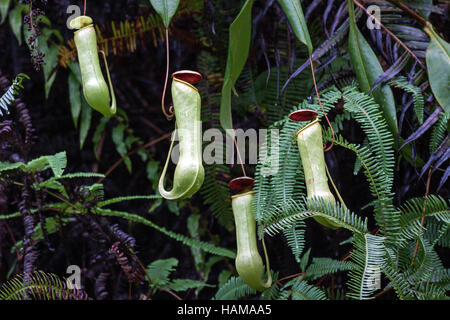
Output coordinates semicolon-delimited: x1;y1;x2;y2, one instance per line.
92;117;109;160
0;0;11;24
347;1;398;139
9;3;25;45
167;279;213;292
95;208;236;258
187;213;203;273
42;44;59;99
219;0;254;132
79;96;92;149
214;276;257;300
277;0;312;56
68;71;81;128
44;151;67;177
425;26;450;114
146;258;178;286
68;61;82;84
217;270;232;287
112;124;132;173
0;161;25;173
148;0;180;28
23;151;67;177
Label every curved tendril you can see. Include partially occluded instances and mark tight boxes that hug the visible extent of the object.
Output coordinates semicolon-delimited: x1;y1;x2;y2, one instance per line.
162;28;175;120
309;57;335;152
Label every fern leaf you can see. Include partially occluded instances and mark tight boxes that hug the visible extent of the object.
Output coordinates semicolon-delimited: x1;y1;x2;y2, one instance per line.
399;195;450;244
0;73;29;118
93;208;236;258
283;223;306;263
0;271;89;300
146;258;178;286
281;278;327;300
168;279;214;292
389;76;425;124
305;258;355;281
347;234;385;300
214;276;257;300
263;198;368;236
98;195;161;207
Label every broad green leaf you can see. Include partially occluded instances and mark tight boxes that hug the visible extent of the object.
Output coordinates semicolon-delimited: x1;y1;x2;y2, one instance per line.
148;0;180;28
277;0;312;56
79;96;92;149
42;43;60;99
425;25;450;114
219;0;254;132
92;117;109;160
9;3;25;45
347;1;398;139
112;124;132;173
68;61;83;84
0;0;11;24
68;72;81;128
187;213;203;273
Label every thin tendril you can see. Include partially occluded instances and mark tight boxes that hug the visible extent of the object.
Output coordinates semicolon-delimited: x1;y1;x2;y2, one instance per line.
325;162;347;208
233;136;247;177
84;0;86;16
161;28;174;120
260;227;272;288
309;57;335;152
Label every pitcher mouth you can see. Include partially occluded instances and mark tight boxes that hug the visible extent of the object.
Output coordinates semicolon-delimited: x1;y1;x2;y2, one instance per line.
229;176;254;191
172;70;203;84
289;109;318;122
296;119;319;136
231;190;254;200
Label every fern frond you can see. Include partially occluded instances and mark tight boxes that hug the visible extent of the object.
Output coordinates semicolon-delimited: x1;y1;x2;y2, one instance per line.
389;76;424;124
214;276;257;300
0;73;29;118
305;258;355;281
281;278;327;300
262;198;368;236
338;87;395;191
146;258;178;286
167;279;213;292
282;223;306;263
347;234;385;300
405;237;444;284
0;271;89;300
200;163;233;230
399;195;450;244
381;248;414;300
429;112;449;154
98;195;161;207
414;282;449;300
93;208;236;258
320;86;399;246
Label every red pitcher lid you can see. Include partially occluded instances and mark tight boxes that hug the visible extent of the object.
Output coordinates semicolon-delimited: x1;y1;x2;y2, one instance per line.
289;109;318;122
172;70;203;84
